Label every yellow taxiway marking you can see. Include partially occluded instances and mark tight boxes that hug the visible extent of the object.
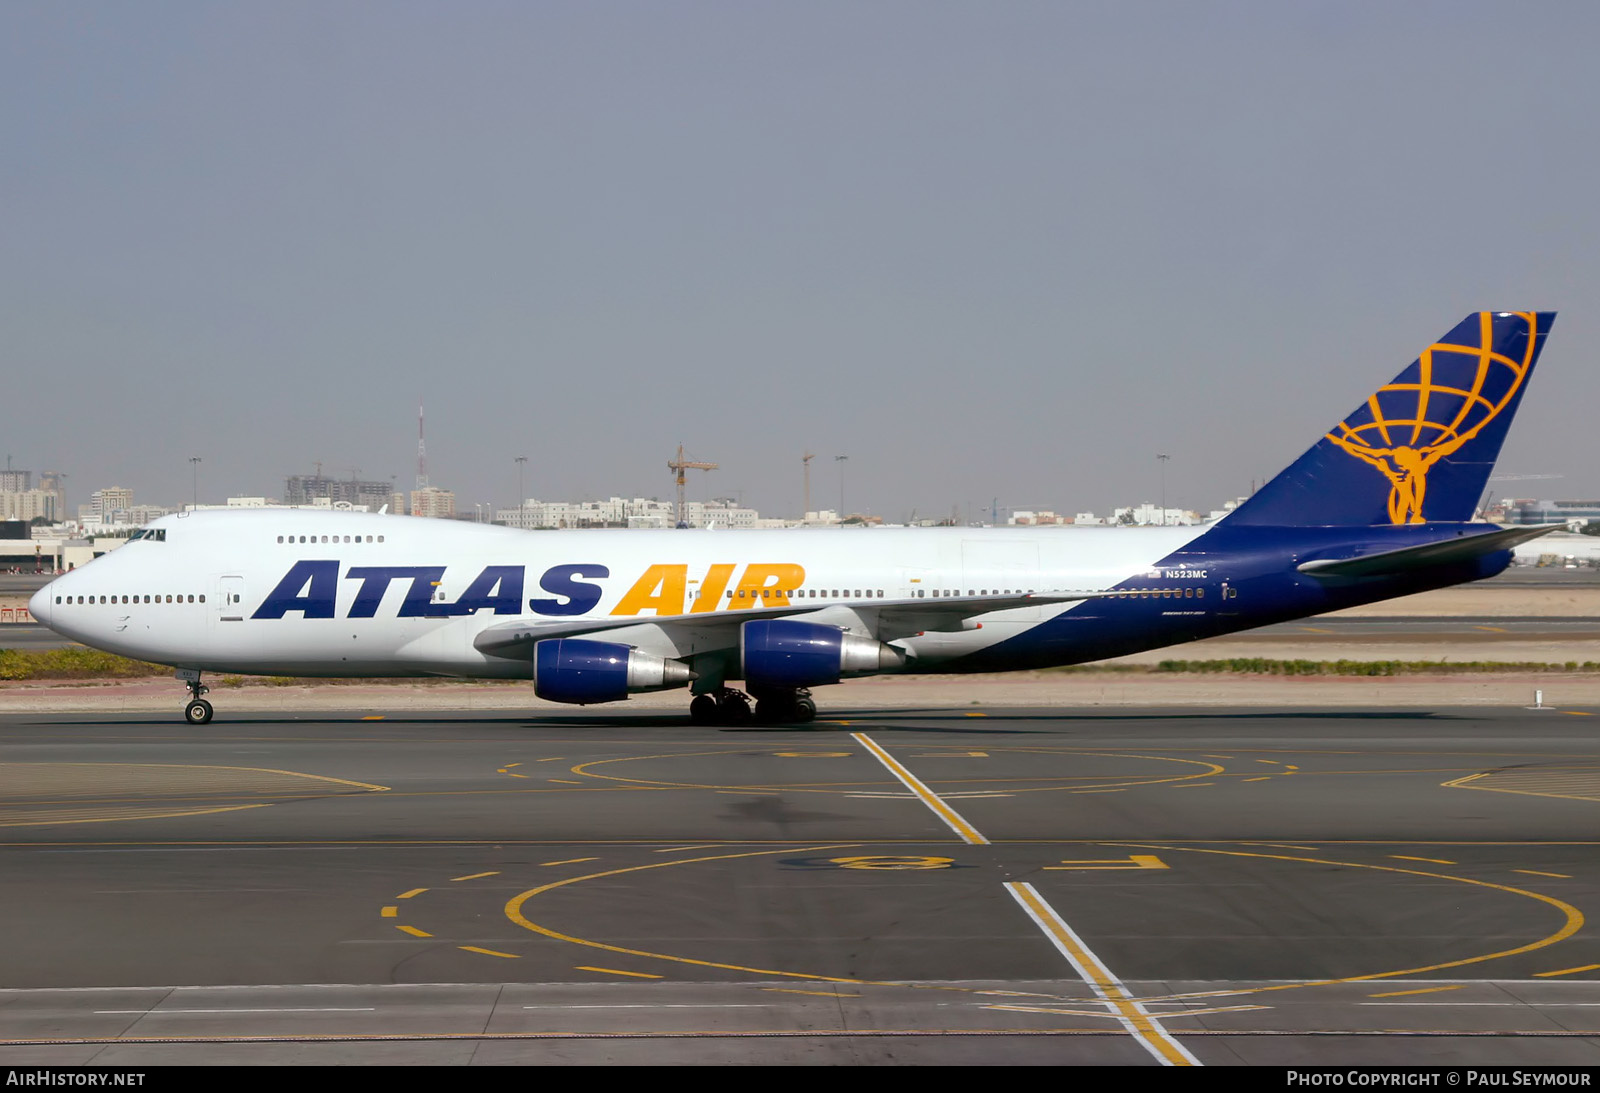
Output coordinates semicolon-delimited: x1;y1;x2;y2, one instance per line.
1103;843;1584;1005
908;751;989;757
1368;985;1466;998
536;757;566;762
578;966;662;979
396;925;432;938
452;872;499;882
540;857;600;867
1044;855;1168;871
1204;755;1234;760
360;716;385;721
1535;964;1600;978
548;779;583;785
964;712;988;718
504;763;522;769
654;845;723;853
1255;759;1280;765
1391;856;1456;865
507;845;873;986
1300;627;1334;633
1475;626;1508;633
1514;870;1572;879
505;773;528;779
397;888;427;899
380;906;398;918
460;946;519;959
1171;783;1214;789
763;988;860;998
852;733;988;845
1071;788;1126;794
1006;882;1198;1066
1242;777;1273;783
1564;711;1596;717
774;752;851;758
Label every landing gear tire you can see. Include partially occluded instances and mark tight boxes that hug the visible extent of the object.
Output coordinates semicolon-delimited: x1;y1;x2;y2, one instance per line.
720;692;753;725
184;699;214;725
753;689;817;725
691;688;753;726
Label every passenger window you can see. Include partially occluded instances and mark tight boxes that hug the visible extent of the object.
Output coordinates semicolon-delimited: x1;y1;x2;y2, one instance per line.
199;595;206;603
378;535;384;543
1197;588;1205;598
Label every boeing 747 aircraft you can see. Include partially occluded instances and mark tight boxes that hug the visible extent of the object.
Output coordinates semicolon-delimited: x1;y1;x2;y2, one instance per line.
30;312;1560;725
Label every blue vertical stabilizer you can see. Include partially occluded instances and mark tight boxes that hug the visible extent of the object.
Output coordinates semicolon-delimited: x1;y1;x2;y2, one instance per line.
1225;312;1555;526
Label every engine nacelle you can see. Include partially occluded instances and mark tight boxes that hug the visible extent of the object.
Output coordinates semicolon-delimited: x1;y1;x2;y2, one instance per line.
740;619;906;689
533;638;695;704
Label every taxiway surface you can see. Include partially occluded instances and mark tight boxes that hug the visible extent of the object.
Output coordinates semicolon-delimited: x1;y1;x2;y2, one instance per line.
3;704;1600;1065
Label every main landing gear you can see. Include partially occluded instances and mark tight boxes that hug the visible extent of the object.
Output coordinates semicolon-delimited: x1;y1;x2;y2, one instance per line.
689;687;817;726
177;670;213;725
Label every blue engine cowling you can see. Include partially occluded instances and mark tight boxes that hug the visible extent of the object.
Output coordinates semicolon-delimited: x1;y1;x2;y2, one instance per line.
534;638;695;704
740;619;905;689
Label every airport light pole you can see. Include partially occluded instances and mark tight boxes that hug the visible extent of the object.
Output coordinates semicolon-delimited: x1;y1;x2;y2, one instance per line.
515;455;527;530
835;455;848;522
1156;453;1170;526
188;457;201;511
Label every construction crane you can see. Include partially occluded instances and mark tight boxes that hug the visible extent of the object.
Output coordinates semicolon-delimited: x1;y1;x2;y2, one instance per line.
802;451;815;518
668;444;717;528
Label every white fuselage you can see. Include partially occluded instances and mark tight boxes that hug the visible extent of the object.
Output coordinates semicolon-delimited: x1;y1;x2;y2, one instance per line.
30;509;1208;678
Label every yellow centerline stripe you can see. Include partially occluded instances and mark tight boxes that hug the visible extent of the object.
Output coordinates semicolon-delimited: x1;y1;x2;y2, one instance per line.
1368;985;1466;997
451;872;499;882
851;733;988;845
577;966;662;979
1535;964;1600;978
1005;882;1198;1066
460;946;519;959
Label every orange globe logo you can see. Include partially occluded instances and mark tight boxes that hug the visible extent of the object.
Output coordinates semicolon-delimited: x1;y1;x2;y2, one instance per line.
1325;312;1539;524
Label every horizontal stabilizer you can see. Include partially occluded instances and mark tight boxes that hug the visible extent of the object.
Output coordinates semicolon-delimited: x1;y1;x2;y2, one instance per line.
1296;524;1564;579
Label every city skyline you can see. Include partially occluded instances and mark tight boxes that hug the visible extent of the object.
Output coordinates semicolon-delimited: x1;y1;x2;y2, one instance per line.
6;5;1599;518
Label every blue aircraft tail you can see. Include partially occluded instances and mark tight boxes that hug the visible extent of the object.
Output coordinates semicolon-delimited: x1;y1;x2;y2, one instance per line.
1224;311;1555;527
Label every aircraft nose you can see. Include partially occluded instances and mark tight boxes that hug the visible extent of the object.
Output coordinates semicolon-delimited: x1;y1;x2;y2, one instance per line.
28;584;52;627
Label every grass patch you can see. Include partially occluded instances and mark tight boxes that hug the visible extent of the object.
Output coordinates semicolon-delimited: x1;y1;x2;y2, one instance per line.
0;647;169;681
1152;658;1600;676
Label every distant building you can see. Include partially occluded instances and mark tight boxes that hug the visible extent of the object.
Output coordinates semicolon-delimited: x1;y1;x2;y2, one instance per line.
0;470;31;493
0;489;59;523
1503;499;1600;531
410;486;456;519
495;496;760;530
286;474;394;511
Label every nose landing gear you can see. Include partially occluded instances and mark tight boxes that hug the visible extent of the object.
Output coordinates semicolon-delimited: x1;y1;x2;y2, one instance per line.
176;669;213;725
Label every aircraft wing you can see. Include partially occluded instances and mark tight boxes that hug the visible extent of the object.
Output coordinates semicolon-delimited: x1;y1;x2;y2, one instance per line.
1295;523;1565;579
473;590;1112;659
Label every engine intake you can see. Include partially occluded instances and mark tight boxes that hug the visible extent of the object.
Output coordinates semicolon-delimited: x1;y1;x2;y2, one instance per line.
534;638;695;705
740;619;905;689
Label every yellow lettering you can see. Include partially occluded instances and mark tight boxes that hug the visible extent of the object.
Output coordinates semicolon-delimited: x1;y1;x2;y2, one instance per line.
610;564;688;616
690;563;736;613
727;563;805;609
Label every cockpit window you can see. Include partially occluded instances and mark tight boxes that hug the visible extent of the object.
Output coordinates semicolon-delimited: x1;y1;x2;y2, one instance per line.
127;528;167;543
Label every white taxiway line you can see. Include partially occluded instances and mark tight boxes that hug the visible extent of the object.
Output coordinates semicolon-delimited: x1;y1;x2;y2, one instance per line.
851;733;988;845
1005;881;1201;1067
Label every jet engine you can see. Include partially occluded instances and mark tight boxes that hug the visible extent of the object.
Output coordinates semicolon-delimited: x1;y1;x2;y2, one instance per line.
740;619;905;690
533;638;695;704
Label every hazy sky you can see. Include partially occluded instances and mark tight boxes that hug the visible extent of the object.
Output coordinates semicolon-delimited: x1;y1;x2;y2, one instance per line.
5;2;1598;521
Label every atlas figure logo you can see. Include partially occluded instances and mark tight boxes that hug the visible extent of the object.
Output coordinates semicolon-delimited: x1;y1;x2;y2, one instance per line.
252;561;809;620
1323;311;1538;524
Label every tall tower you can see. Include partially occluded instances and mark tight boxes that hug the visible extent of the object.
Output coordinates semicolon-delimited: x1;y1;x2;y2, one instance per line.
415;403;428;490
